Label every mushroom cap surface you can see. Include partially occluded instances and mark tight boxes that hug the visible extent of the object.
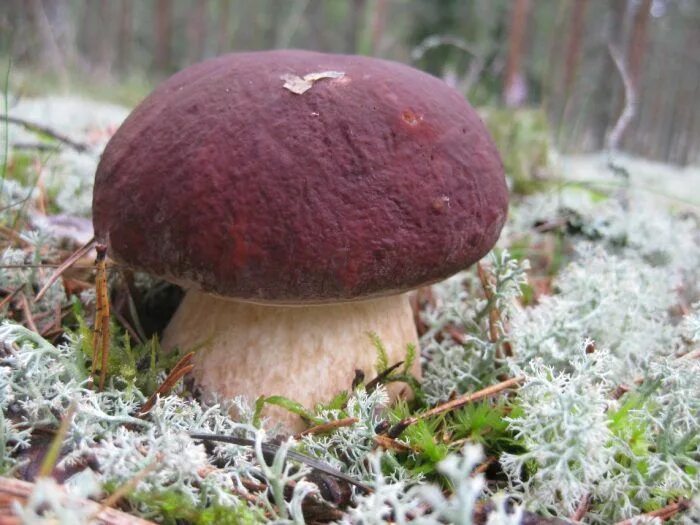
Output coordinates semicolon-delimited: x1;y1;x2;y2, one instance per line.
93;50;508;304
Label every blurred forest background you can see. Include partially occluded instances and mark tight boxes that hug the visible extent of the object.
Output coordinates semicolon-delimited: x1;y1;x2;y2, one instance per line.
1;0;699;166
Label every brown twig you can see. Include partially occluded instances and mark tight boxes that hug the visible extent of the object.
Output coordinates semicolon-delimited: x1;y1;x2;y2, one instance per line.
0;477;156;525
679;347;700;360
477;262;500;344
373;434;413;453
611;384;632;401
190;433;372;493
240;479;268;493
0;225;32;247
18;292;38;333
39;303;71;338
365;361;404;392
118;269;148;343
570;493;591;522
386;376;524;438
34;237;95;302
445;325;468;345
230;486;270;510
0;286;23;310
477;262;513;361
297;417;358;438
2;115;91;153
610;375;647;401
137;352;195;416
614;498;691;525
91;244;110;391
473;456;496;475
112;307;145;346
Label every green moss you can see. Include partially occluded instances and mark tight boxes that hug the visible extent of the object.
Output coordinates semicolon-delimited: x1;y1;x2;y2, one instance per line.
448;399;523;454
72;302;182;395
124;489;266;525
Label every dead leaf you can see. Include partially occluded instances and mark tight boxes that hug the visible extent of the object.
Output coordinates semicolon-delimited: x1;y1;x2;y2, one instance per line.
281;71;345;95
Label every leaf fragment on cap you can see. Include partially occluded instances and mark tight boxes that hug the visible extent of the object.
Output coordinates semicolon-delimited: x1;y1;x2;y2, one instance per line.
281;70;345;95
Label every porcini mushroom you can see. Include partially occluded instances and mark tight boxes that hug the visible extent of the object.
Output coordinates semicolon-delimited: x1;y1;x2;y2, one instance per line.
92;50;507;429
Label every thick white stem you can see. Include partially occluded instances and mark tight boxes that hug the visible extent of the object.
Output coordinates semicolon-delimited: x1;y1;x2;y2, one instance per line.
162;290;420;431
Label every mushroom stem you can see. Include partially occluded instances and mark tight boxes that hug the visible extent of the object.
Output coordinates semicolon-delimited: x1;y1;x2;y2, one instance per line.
162;290;421;431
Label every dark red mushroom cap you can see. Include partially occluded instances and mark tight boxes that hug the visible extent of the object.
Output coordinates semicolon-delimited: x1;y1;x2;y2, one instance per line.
93;50;508;304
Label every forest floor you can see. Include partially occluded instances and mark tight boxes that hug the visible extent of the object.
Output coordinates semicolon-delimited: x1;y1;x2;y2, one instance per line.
0;96;698;524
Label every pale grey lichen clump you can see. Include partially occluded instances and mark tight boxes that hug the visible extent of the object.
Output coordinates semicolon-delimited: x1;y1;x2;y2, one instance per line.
509;244;678;379
501;347;616;516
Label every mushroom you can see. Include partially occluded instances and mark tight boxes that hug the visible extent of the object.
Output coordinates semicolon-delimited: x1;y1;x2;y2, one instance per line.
92;50;507;429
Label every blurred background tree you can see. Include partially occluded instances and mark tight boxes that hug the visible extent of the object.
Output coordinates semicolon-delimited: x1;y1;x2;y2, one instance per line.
0;0;698;165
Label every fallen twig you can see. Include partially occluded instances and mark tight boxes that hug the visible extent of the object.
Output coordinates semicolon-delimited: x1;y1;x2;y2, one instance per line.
477;261;513;361
34;237;95;302
365;361;403;392
614;498;691;525
0;224;32;247
189;433;372;493
473;456;496;475
373;434;413;453
10;142;59;152
679;347;700;360
477;262;500;344
2;114;91;153
138;352;195;417
297;417;358;438
570;493;591;522
112;307;145;346
0;286;23;311
91;244;110;391
0;476;155;525
386;376;524;438
18;292;38;333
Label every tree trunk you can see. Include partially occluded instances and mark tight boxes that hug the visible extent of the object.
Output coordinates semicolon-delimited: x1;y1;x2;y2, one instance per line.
117;0;133;72
346;0;367;54
93;2;115;76
563;0;588;96
154;0;173;73
187;0;207;64
627;0;652;91
370;0;389;55
590;0;626;149
264;0;281;49
307;0;328;51
217;0;231;53
503;0;531;107
26;0;66;76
